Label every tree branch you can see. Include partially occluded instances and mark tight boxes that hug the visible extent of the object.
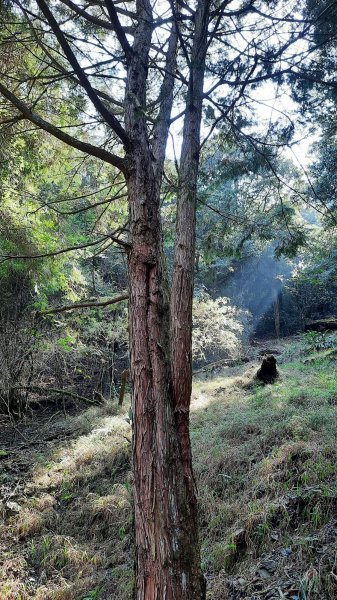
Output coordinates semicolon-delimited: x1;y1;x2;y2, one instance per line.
104;0;133;59
35;0;130;147
10;385;104;405
0;235;110;261
24;17;124;108
0;81;127;171
109;235;131;250
50;192;128;215
40;293;129;315
59;0;115;31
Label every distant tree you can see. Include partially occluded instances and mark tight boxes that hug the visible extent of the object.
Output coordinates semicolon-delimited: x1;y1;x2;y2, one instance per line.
292;0;337;225
196;134;308;264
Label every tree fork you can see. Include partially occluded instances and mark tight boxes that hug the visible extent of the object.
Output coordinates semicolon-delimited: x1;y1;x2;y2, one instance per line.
124;1;205;597
127;160;206;599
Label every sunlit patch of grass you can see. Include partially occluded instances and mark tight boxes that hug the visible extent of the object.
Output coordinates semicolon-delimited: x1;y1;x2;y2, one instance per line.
1;404;134;600
192;344;337;599
32;413;131;494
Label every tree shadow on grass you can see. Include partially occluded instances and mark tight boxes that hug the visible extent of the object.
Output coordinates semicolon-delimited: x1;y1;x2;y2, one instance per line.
0;402;134;600
191;360;337;600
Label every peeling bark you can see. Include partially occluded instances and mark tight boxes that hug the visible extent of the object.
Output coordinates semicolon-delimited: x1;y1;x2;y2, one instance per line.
170;4;211;594
125;2;207;598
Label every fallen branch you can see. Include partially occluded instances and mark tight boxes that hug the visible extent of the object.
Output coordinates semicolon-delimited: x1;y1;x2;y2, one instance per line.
193;356;249;375
1;385;104;406
305;318;337;332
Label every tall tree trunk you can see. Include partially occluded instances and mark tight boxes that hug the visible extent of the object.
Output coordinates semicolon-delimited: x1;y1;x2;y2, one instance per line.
273;290;280;339
171;0;210;451
125;2;206;597
128;170;205;597
170;0;210;592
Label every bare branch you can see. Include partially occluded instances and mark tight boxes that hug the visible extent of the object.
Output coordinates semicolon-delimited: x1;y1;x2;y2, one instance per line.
10;385;104;405
40;293;129;315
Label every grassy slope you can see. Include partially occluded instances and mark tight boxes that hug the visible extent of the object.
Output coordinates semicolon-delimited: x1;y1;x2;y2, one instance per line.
0;337;337;599
193;338;337;599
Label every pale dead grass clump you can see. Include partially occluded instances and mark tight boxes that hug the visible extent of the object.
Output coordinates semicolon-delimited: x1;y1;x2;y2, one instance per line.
35;493;57;511
233;364;260;389
15;494;58;539
90;484;131;522
34;576;97;600
0;580;29;600
257;440;316;479
27;532;104;594
16;509;45;539
0;554;30;599
63;485;133;545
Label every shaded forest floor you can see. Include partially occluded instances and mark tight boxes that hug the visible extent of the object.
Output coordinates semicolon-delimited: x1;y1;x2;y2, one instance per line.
1;336;337;599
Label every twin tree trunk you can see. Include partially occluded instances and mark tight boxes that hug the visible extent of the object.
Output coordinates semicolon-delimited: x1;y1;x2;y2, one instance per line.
125;1;210;598
2;0;316;597
128;166;204;598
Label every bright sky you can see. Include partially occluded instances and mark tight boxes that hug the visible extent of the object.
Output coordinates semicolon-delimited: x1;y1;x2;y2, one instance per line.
166;6;318;169
166;79;317;168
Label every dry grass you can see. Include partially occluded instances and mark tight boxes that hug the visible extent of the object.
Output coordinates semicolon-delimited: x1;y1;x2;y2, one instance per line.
0;406;133;599
1;337;337;599
192;340;337;598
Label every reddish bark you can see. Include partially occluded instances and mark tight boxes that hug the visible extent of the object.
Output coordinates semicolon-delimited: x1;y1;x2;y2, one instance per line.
170;0;210;543
127;149;205;599
125;2;206;598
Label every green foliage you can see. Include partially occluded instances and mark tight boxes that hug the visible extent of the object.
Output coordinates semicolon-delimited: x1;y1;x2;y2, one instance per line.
82;590;100;600
196;133;308;268
192;293;251;365
57;334;77;352
0;118;129;413
304;331;337;353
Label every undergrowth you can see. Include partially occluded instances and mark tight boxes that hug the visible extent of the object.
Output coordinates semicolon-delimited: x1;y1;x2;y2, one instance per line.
1;335;337;598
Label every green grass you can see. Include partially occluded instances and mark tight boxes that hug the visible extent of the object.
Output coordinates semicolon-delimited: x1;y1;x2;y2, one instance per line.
191;337;337;598
1;335;337;599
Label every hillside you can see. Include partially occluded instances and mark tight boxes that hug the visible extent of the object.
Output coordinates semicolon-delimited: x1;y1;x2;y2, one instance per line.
1;335;336;599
